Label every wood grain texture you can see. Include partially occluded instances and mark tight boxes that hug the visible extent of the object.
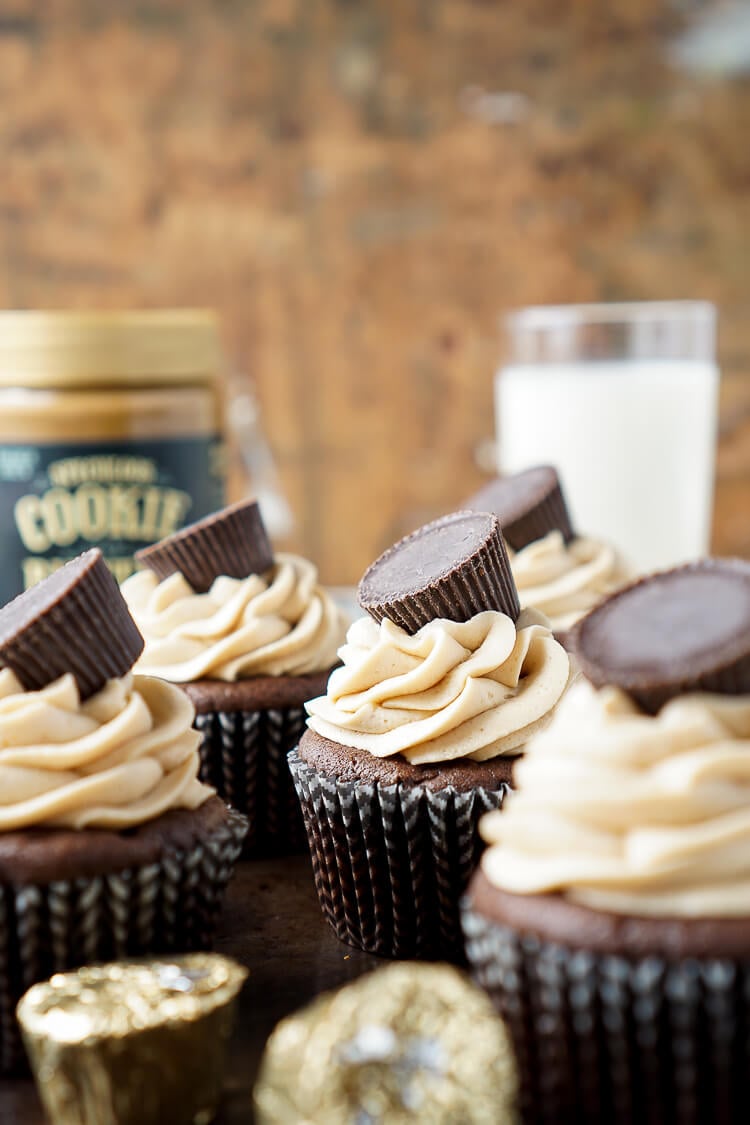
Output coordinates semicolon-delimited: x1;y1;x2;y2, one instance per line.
0;1;747;581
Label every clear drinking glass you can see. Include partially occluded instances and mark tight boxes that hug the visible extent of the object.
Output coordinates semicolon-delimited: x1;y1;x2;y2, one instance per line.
495;301;719;573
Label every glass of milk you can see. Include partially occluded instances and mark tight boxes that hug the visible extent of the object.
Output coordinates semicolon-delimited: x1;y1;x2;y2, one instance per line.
495;302;719;573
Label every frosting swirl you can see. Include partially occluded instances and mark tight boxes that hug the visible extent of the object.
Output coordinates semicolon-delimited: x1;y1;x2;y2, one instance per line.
481;680;750;917
122;553;348;682
305;608;570;765
0;669;211;831
509;531;630;633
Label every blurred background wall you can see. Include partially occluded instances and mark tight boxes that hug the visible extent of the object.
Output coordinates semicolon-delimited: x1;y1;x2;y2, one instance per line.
0;0;748;582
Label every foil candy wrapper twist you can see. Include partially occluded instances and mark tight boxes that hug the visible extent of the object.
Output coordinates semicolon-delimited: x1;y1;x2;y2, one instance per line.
254;962;518;1124
17;953;247;1125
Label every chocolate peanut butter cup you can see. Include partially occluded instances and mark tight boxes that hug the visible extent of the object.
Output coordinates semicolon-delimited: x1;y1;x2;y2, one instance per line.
0;548;143;700
358;510;519;633
465;465;574;550
573;558;750;713
136;498;274;593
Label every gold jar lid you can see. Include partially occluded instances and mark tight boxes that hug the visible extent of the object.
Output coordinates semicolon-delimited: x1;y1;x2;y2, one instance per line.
0;309;221;388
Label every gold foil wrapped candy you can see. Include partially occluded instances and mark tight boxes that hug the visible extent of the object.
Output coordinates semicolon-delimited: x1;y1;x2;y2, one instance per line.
254;963;517;1124
17;953;247;1125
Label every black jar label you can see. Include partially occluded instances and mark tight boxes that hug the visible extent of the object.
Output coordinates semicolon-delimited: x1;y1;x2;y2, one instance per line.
0;436;226;603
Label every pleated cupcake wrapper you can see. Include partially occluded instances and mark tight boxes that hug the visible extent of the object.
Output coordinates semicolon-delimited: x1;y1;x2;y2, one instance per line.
0;808;247;1075
289;749;510;961
195;706;308;857
462;903;750;1125
137;500;274;593
503;482;574;552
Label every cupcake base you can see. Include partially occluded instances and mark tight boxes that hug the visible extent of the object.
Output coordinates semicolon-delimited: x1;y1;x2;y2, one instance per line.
289;731;514;962
463;868;750;1125
184;671;331;857
0;797;247;1073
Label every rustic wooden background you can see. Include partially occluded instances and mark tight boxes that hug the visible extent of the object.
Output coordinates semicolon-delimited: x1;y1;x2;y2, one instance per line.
0;0;747;583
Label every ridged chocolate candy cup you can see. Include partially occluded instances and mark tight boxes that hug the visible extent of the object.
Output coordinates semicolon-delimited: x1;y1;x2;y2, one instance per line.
0;548;143;700
465;466;575;550
358;511;520;634
137;498;274;593
572;558;750;714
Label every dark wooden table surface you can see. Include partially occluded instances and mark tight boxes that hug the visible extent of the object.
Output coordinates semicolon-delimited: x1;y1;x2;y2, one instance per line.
0;855;383;1123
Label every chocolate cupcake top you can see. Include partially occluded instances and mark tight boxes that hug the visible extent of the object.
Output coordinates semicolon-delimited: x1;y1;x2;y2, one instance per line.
0;548;213;831
464;466;574;551
0;669;212;830
509;531;631;635
479;677;750;918
307;510;569;765
123;554;348;683
306;607;569;765
479;560;750;918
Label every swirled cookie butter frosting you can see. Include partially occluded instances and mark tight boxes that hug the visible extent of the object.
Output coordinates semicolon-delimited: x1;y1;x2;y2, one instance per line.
122;553;348;682
0;669;211;830
481;679;750;917
305;608;570;765
509;531;631;633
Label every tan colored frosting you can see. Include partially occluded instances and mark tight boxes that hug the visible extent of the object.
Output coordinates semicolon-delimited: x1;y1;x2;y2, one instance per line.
305;608;570;765
0;669;211;831
122;553;348;682
509;531;630;633
481;679;750;917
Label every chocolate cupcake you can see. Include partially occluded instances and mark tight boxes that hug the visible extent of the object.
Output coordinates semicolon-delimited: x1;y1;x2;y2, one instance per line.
122;499;349;856
463;559;750;1124
465;466;631;647
290;511;570;961
0;549;246;1072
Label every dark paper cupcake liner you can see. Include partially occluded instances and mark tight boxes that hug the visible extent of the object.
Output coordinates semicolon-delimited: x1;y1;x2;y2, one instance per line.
360;513;520;633
137;499;274;593
289;749;510;961
0;549;144;700
0;807;247;1074
462;902;750;1125
194;706;309;857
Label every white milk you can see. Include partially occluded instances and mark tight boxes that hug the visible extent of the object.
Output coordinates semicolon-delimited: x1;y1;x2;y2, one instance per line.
495;359;719;573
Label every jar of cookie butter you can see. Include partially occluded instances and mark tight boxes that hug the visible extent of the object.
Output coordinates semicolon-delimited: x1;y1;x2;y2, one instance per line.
0;310;226;602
